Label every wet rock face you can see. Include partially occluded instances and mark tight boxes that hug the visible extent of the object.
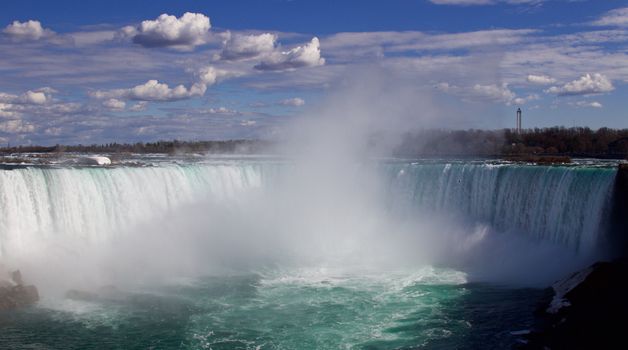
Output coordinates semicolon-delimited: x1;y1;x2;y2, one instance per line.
0;270;39;311
610;164;628;257
521;260;628;349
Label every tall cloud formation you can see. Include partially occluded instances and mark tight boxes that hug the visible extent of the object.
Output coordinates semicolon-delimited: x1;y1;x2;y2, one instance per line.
122;12;211;50
2;20;54;40
546;73;614;96
255;37;325;71
90;80;207;101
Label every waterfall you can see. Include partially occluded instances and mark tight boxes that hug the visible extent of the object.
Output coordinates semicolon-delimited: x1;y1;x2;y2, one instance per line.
387;162;617;253
0;161;617;260
0;164;265;257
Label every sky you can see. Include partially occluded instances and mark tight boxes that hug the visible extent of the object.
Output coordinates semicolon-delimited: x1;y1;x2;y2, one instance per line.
0;0;627;145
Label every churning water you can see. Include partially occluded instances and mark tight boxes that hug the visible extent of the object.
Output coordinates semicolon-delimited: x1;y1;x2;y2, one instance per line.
0;158;618;349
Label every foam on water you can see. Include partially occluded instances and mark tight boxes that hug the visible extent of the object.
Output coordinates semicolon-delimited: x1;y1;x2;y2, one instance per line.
0;160;617;292
0;270;541;349
257;266;468;289
181;267;471;349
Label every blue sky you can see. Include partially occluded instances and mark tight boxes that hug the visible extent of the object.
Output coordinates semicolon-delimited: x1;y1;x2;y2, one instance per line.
0;0;627;145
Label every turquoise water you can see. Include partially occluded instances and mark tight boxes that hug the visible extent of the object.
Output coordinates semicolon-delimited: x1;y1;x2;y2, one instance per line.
0;159;617;349
0;267;542;349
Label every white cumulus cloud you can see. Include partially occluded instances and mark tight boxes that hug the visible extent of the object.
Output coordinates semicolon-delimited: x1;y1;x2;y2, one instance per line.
0;89;52;105
23;91;48;104
472;83;516;103
255;37;325;71
90;80;207;102
220;33;277;60
124;12;211;50
197;66;240;85
546;73;614;96
2;20;54;40
102;98;126;111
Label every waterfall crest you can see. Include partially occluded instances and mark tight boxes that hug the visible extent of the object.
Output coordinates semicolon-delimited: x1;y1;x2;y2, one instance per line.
388;163;616;252
0;162;617;259
0;164;265;257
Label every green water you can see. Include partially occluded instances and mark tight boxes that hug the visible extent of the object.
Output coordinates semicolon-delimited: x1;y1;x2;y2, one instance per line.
0;267;542;349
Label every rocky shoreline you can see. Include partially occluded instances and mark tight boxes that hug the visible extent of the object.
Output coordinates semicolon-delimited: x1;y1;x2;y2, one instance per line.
0;270;39;311
517;260;628;349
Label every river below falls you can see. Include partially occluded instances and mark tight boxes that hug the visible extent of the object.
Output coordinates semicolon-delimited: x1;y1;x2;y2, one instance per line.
0;266;544;349
0;157;617;349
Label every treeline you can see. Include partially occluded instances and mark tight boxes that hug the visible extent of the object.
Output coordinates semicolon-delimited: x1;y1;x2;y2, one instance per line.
394;127;628;158
0;139;272;155
505;127;628;156
1;127;627;158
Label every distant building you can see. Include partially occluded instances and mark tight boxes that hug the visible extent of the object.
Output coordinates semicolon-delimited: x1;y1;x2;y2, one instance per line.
516;108;522;134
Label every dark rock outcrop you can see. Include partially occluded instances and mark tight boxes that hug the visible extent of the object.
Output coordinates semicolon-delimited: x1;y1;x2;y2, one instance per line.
609;164;628;258
0;270;39;310
520;260;628;349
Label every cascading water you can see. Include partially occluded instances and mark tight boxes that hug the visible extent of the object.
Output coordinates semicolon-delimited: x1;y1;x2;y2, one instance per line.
0;159;619;349
0;161;617;271
386;162;617;254
0;163;266;257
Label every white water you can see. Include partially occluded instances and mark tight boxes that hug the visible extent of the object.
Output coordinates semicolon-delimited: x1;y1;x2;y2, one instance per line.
0;161;618;290
388;162;617;252
0;164;265;257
